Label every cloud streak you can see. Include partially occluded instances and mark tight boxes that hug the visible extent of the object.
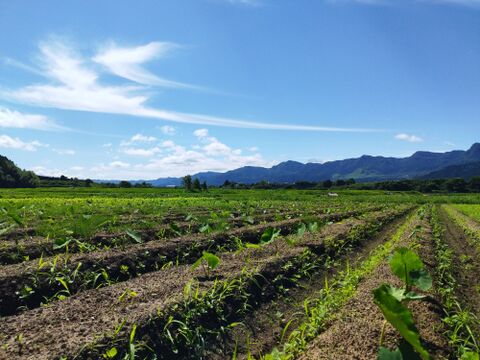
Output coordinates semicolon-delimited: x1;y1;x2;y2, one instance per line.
2;38;382;133
0;107;64;131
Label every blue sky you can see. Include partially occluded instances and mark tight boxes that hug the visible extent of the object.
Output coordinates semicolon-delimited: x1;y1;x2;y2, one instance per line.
0;0;479;179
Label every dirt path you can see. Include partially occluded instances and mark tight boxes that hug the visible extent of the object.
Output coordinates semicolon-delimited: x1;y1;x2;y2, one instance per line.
298;210;450;360
439;206;480;325
215;211;412;359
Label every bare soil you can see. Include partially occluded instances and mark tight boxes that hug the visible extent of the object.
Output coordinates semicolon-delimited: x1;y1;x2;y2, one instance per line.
218;211;411;359
298;212;451;360
439;207;480;328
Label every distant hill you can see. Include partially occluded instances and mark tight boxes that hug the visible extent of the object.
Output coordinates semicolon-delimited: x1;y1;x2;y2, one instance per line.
0;155;39;188
148;143;480;186
421;161;480;180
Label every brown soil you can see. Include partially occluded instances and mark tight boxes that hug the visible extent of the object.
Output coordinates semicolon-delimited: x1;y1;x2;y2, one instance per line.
218;211;411;359
0;208;399;360
298;212;451;360
0;209;372;316
439;207;480;325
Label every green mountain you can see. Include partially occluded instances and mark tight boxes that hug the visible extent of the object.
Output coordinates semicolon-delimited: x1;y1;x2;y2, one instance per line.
150;143;480;186
421;161;480;180
0;155;39;188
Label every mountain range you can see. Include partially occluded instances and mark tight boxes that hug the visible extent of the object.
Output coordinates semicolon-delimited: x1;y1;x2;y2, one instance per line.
145;143;480;186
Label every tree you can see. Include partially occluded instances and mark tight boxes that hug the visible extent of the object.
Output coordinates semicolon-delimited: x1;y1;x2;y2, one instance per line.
201;181;208;191
85;179;93;187
469;177;480;192
193;178;201;191
119;180;132;188
182;175;192;191
445;178;467;193
322;180;333;189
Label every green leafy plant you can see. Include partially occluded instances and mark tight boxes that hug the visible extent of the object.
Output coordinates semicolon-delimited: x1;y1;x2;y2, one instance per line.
191;251;221;277
374;247;433;360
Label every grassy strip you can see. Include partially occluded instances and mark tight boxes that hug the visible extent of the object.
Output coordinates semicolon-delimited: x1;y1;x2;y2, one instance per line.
443;205;480;248
264;207;424;360
431;206;480;357
77;209;408;359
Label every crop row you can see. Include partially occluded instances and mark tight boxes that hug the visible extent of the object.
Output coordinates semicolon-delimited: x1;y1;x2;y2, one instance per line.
0;206;410;359
0;207;385;316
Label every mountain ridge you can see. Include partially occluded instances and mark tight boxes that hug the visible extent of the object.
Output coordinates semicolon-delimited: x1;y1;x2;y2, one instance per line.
145;143;480;186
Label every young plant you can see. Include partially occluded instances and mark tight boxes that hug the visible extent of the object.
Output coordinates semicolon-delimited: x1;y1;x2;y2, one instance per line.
191;251;221;277
373;247;433;360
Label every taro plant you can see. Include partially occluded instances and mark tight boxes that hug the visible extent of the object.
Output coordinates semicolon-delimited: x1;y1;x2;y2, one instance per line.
373;247;433;360
191;251;221;277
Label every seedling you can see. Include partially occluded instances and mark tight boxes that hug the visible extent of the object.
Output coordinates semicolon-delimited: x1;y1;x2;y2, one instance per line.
191;251;221;277
373;247;433;360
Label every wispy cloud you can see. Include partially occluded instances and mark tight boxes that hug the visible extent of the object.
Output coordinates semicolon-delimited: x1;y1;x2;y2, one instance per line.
0;134;46;151
394;133;423;143
0;107;63;131
92;42;202;89
2;38;381;133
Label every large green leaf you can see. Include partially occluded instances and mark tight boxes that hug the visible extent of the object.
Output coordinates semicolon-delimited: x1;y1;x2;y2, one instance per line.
202;252;220;270
373;285;430;360
389;248;431;291
260;228;281;245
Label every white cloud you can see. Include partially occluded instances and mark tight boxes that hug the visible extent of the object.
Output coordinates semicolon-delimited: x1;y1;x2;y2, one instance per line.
42;129;271;180
53;148;75;155
92;42;199;89
2;38;381;133
394;133;423;143
0;134;46;151
159;125;176;136
131;133;156;142
108;161;130;169
193;128;209;138
248;146;259;152
0;107;62;131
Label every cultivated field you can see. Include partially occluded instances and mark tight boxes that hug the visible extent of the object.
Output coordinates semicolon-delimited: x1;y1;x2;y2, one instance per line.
0;188;479;359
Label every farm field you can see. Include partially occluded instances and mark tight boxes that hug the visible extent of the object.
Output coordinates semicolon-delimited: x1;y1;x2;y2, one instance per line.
0;188;480;359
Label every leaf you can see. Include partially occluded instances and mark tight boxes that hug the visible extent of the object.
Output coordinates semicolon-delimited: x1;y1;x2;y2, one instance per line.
169;223;182;236
199;224;213;234
389;248;431;291
202;252;220;270
307;222;318;233
53;237;71;250
384;285;406;302
378;347;403;360
410;270;432;291
296;223;306;238
461;352;480;360
104;347;118;359
378;341;422;360
126;230;142;244
373;285;430;360
260;228;281;245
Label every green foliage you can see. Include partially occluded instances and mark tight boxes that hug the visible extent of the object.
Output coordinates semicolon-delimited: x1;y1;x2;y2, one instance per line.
374;247;432;359
389;247;432;292
260;227;281;245
374;285;429;359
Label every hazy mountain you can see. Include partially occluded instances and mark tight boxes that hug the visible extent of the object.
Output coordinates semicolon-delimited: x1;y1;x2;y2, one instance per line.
421;160;480;180
145;143;480;186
